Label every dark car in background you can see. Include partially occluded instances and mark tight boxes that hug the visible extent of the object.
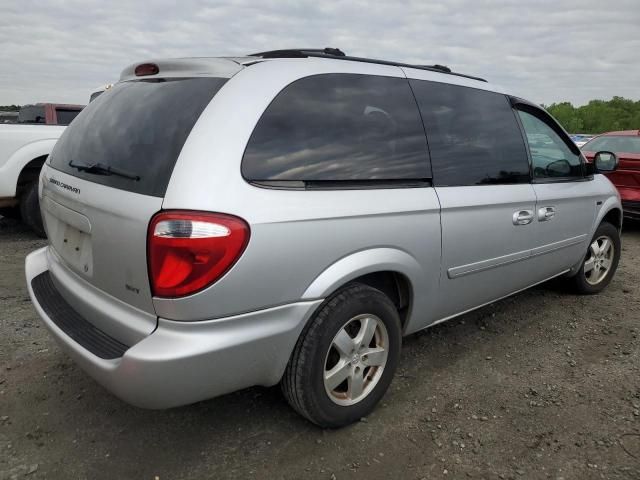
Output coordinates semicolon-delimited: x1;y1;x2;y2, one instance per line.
582;130;640;220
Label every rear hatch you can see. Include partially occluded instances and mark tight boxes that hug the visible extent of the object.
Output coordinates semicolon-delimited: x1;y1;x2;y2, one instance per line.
42;61;235;323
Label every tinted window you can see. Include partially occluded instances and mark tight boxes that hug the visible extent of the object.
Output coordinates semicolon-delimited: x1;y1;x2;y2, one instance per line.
583;135;640;154
49;77;226;197
55;108;81;125
410;81;530;186
18;105;45;124
517;110;583;179
242;74;430;183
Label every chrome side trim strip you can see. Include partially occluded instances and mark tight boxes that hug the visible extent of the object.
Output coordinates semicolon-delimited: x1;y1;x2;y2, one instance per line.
447;249;530;279
448;234;587;279
529;234;587;258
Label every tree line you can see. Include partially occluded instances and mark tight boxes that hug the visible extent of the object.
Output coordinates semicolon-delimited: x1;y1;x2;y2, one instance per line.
543;97;640;134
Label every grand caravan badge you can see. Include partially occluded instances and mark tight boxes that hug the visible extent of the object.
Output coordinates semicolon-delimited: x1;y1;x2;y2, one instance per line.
49;178;80;195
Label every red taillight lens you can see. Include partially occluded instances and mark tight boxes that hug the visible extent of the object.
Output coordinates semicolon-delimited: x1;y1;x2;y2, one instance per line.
135;63;159;76
148;211;250;298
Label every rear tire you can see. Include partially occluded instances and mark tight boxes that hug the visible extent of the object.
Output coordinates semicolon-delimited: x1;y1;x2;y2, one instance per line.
20;181;46;238
282;283;402;428
569;221;620;294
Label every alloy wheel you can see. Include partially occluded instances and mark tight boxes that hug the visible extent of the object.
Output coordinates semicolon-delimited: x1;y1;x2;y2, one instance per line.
584;235;615;285
323;314;389;406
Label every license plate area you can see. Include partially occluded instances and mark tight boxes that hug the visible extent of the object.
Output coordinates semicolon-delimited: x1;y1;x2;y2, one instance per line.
42;196;94;277
56;224;93;276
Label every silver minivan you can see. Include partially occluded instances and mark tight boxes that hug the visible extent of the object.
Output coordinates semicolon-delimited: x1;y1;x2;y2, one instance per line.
26;49;622;427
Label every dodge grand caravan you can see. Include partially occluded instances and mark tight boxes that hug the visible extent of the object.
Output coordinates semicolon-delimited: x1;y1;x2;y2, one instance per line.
26;49;622;427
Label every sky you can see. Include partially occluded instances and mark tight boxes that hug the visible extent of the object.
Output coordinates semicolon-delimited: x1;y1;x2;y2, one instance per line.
0;0;638;107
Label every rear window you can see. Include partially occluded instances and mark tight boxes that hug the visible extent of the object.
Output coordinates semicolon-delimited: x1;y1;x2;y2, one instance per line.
242;73;430;185
55;108;82;125
583;135;640;154
18;105;46;124
49;77;227;197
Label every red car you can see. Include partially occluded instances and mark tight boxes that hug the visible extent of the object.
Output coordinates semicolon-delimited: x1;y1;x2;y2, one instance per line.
583;130;640;220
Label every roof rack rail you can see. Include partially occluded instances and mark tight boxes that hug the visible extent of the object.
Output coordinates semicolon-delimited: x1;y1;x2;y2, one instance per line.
419;64;451;73
252;48;346;58
249;48;487;83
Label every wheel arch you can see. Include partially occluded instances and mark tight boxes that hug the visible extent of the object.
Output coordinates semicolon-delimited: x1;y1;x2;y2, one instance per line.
601;206;622;231
569;201;623;276
301;248;422;331
16;155;48;197
0;138;57;198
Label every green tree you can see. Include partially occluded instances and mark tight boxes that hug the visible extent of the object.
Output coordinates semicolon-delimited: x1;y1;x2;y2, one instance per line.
546;97;640;134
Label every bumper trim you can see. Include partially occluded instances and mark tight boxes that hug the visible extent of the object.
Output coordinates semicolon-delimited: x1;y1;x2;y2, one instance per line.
32;271;129;359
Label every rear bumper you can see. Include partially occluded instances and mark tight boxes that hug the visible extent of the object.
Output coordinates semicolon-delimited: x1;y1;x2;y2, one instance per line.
26;247;322;409
622;200;640;221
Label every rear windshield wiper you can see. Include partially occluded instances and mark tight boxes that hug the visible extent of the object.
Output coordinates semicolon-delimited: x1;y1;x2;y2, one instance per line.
68;160;141;181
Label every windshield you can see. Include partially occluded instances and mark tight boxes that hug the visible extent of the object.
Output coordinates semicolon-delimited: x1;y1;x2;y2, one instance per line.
48;77;227;197
583;135;640;154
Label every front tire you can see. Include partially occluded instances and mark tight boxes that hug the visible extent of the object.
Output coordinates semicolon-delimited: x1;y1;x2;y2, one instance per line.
20;181;46;238
282;283;402;428
570;221;620;294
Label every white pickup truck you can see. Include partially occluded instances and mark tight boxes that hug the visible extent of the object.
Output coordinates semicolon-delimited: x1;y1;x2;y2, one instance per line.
0;103;83;236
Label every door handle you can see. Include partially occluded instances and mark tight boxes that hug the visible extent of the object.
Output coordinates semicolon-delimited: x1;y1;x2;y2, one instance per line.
512;209;534;225
538;206;556;221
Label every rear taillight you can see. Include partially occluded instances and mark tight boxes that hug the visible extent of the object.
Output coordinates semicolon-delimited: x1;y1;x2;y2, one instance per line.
148;211;250;298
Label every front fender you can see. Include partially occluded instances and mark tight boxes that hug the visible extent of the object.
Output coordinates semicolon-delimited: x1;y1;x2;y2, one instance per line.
569;180;622;276
594;196;623;234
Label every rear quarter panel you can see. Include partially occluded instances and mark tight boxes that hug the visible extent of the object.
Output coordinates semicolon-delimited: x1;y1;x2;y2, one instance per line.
158;59;442;332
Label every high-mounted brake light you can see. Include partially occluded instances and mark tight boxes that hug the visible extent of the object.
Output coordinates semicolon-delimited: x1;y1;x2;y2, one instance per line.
135;63;159;76
148;211;250;298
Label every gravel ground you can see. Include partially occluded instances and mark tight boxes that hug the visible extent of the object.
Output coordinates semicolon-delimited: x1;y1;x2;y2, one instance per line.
1;215;639;480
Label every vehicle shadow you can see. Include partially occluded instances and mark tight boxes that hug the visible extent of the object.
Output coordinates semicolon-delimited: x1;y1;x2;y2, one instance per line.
0;215;36;237
623;218;640;235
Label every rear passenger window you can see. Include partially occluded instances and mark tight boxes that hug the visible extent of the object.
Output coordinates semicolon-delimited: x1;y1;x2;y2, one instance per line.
409;80;530;186
242;74;430;184
517;110;583;180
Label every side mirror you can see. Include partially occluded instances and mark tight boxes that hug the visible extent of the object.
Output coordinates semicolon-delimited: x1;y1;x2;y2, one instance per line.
593;151;618;172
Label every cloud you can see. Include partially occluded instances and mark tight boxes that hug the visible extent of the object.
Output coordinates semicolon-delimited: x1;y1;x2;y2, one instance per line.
0;0;638;106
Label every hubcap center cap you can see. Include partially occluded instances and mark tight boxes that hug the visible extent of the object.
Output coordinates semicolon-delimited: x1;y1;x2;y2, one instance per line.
351;353;360;365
